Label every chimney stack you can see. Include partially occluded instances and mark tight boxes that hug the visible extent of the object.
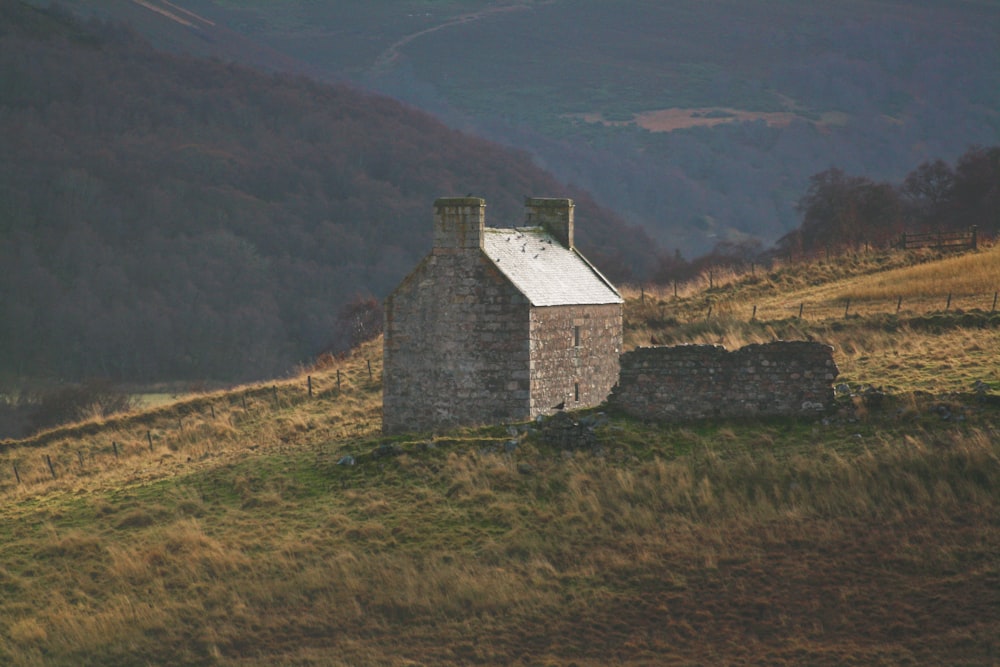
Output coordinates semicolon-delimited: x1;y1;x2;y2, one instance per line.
525;197;574;248
433;197;485;251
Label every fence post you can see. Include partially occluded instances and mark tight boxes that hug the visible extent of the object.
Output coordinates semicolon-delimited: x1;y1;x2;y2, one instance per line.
992;291;997;313
798;303;804;319
706;305;712;320
751;305;756;322
148;431;154;451
946;293;952;311
113;441;119;460
77;450;84;468
13;463;20;484
46;455;56;479
367;360;373;379
307;375;313;398
337;369;342;391
844;298;851;318
900;232;906;250
897;296;903;313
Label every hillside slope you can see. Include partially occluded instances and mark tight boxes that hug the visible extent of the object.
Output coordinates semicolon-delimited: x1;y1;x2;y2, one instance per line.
0;249;998;665
0;1;659;385
34;0;1000;254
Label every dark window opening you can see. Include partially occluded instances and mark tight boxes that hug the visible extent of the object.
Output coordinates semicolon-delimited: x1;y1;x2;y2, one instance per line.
573;326;581;347
574;382;580;401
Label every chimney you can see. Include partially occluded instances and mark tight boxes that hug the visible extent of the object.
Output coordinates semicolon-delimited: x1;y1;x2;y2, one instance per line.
433;197;485;251
525;197;574;248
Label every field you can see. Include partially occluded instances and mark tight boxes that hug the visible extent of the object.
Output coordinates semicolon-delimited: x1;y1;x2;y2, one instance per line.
0;248;998;665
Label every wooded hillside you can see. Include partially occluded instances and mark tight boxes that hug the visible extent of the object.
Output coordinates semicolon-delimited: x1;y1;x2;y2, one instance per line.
0;2;658;384
54;0;997;257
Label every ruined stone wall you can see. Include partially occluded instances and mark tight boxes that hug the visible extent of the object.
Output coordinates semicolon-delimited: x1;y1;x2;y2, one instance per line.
383;251;531;435
529;304;622;415
608;341;838;422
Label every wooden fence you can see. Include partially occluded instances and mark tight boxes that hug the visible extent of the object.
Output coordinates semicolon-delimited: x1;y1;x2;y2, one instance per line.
898;227;977;251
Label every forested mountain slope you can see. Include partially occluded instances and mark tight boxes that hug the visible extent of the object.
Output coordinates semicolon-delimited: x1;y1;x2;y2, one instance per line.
39;0;1000;255
0;1;658;384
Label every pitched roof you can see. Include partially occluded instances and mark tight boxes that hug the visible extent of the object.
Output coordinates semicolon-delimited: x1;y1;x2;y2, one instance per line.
483;227;622;307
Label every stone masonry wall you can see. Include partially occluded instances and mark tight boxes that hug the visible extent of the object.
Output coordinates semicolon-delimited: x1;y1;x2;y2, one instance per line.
529;304;622;415
383;250;532;435
608;341;838;422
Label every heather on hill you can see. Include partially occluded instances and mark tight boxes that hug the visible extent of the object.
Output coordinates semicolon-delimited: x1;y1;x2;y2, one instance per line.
0;2;657;384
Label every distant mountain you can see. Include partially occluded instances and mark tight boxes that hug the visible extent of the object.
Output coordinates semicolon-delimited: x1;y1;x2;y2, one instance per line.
0;1;658;384
39;0;1000;255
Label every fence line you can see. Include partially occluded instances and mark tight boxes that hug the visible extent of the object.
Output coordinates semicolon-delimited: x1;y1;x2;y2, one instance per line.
635;233;995;304
699;290;1000;324
2;357;382;489
899;227;978;251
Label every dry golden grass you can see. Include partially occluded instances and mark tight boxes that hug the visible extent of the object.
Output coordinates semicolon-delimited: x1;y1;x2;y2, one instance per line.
0;338;383;501
0;251;998;665
1;407;998;665
622;245;1000;392
844;242;1000;302
623;243;999;324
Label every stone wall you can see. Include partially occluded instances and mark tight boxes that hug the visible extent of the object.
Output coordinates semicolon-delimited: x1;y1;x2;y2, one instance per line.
529;304;622;414
608;341;838;421
383;250;531;435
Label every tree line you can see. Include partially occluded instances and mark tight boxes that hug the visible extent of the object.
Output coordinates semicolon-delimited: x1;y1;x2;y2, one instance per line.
778;145;1000;256
649;144;1000;283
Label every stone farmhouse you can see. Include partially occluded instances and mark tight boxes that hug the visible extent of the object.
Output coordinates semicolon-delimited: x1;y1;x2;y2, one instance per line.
382;197;623;435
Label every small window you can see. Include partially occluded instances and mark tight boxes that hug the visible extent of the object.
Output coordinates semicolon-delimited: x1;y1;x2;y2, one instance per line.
573;325;581;347
574;382;580;402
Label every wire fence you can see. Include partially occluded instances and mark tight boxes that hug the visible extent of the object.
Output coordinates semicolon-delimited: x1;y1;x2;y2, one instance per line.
717;290;1000;324
1;353;382;492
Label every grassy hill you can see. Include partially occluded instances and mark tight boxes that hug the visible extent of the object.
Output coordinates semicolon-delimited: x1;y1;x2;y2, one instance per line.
1;247;998;665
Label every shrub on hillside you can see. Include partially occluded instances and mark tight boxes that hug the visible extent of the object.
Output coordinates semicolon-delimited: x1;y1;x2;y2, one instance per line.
26;380;137;435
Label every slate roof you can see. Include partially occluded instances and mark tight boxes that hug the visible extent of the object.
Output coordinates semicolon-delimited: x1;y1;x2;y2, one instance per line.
483;227;622;307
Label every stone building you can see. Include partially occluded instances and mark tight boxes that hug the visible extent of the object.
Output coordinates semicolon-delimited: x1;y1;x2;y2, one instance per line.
383;197;623;435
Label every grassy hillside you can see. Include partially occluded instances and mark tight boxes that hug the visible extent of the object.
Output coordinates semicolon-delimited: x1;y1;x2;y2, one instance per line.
624;243;1000;394
1;249;998;665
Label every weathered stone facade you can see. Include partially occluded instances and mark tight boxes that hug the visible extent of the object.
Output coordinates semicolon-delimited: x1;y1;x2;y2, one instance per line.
608;341;838;421
529;305;623;415
383;197;623;435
